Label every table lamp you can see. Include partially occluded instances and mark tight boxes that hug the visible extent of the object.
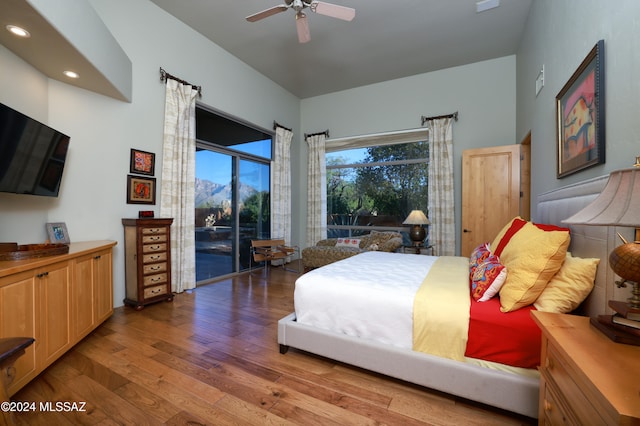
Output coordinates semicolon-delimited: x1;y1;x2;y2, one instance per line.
562;162;640;308
403;210;430;247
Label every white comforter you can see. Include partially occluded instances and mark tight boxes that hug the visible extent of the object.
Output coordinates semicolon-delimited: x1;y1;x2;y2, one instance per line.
294;251;437;349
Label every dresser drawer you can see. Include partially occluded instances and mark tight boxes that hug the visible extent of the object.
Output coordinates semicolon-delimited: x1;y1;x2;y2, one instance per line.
142;243;166;253
142;252;167;263
143;285;168;299
143;273;167;287
142;234;167;244
541;377;576;426
142;227;166;235
543;345;604;425
142;262;167;275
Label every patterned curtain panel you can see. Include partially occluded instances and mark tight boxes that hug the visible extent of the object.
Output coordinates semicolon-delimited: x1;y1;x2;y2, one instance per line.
427;118;455;256
306;133;327;247
159;79;199;293
272;125;293;244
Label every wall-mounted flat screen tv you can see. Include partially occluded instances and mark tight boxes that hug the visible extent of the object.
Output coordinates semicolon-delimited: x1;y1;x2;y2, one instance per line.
0;102;70;197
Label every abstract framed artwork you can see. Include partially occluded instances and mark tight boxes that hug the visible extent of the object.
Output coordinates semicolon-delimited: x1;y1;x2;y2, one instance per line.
130;148;155;176
556;39;605;178
127;175;156;205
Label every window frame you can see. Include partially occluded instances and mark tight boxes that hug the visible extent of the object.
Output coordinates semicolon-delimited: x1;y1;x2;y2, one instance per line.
325;128;430;240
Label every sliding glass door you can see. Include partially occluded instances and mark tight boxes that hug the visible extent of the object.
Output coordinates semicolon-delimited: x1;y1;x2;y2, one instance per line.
195;149;234;281
195;106;272;283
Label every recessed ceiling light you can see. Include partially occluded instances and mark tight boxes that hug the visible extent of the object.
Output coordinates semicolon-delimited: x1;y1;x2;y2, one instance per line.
6;25;30;38
63;70;79;79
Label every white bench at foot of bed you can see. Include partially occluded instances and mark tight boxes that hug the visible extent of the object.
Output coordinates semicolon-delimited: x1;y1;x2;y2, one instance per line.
278;313;539;418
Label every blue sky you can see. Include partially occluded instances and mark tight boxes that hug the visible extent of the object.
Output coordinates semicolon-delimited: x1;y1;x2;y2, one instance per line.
196;140;270;192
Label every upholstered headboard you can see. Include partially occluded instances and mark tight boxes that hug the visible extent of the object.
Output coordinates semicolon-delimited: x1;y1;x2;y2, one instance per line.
537;175;635;317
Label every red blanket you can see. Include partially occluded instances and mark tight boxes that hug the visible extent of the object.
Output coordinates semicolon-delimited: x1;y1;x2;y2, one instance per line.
465;297;541;369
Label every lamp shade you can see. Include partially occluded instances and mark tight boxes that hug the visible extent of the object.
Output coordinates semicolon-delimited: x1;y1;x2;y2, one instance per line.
562;168;640;226
403;210;430;225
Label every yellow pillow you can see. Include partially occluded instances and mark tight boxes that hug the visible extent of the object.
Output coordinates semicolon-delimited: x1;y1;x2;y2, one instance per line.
534;253;599;313
490;216;521;254
497;220;570;312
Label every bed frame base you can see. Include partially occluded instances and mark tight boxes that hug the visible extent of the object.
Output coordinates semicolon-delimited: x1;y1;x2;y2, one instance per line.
278;313;539;418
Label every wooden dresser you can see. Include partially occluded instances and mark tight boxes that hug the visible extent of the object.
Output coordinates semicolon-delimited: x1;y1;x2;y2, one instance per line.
532;311;640;425
0;240;116;396
122;218;173;310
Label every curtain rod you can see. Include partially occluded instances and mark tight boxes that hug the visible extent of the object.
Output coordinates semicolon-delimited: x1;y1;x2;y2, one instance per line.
273;121;292;132
304;129;330;140
421;111;458;126
159;67;202;97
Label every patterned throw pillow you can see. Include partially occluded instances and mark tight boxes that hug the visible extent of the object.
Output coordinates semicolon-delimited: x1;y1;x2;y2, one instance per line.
469;242;491;281
471;255;508;301
335;238;360;248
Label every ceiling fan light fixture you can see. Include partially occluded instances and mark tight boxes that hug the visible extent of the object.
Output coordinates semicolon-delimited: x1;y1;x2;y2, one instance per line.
310;1;355;21
295;12;311;43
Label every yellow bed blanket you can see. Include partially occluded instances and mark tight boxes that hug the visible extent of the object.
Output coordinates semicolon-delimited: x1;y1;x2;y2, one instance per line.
412;256;471;361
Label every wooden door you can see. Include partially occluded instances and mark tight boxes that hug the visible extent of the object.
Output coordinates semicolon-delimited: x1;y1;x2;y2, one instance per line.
461;144;522;257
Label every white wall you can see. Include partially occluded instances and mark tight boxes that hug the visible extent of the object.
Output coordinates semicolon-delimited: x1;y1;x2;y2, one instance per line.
300;56;517;254
0;0;300;307
516;0;640;215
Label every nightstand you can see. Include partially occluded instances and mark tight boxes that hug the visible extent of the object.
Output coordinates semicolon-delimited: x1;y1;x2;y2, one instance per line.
400;245;433;255
531;311;640;425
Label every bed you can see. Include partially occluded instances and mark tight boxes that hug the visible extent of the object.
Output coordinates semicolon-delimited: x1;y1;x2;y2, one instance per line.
278;175;627;418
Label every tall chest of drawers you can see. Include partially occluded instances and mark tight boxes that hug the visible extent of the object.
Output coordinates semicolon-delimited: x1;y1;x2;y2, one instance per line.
122;218;174;310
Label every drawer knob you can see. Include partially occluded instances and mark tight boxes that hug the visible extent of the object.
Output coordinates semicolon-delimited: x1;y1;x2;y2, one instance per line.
546;358;554;370
544;399;553;412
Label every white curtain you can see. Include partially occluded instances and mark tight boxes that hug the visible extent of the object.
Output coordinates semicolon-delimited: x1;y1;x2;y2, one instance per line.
159;79;199;293
427;118;455;256
272;125;293;243
306;133;327;246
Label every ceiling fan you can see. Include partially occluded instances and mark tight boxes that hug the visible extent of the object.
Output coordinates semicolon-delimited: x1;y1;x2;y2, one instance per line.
246;0;356;44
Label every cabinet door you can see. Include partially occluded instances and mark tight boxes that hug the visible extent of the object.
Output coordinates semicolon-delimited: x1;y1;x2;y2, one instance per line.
93;249;113;324
72;249;114;338
72;254;96;339
0;271;38;395
38;262;71;367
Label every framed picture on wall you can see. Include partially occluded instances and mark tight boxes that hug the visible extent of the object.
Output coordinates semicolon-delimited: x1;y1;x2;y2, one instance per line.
556;39;605;178
126;175;156;204
130;148;155;176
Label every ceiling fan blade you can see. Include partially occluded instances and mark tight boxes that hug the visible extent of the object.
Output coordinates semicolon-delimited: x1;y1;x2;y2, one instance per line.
310;1;355;21
296;12;311;43
246;5;289;22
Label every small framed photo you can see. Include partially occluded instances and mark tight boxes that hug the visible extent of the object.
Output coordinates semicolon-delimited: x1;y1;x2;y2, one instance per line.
130;148;155;176
127;175;156;204
46;222;70;244
556;39;605;178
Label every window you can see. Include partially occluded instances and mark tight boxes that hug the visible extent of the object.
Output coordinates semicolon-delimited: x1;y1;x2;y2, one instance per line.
326;132;429;242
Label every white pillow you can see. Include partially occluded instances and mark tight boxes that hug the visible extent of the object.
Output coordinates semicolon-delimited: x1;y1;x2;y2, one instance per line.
336;238;360;248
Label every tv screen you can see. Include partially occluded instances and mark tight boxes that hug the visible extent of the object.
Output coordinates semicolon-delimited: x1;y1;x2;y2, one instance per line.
0;102;70;197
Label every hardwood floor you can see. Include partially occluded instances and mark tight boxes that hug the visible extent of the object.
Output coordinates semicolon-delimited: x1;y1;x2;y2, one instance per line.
11;262;536;425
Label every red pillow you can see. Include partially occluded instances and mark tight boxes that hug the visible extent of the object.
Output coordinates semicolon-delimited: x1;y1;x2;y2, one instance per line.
471;255;507;301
